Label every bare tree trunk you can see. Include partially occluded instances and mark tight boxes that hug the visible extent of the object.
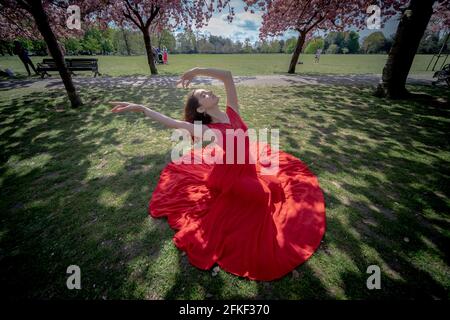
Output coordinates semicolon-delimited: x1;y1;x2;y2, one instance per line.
121;27;131;55
157;32;162;48
26;0;81;107
288;31;306;74
142;27;158;75
376;0;436;98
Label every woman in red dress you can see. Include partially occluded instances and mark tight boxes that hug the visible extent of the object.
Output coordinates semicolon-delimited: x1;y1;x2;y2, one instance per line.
110;67;326;281
162;47;168;64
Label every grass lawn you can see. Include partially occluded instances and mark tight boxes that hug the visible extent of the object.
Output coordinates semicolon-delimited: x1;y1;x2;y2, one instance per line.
0;80;449;299
0;53;440;77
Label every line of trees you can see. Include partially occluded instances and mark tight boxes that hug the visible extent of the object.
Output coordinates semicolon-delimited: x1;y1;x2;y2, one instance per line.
303;31;362;54
305;30;448;55
0;27;298;55
1;0;448;105
2;28;447;57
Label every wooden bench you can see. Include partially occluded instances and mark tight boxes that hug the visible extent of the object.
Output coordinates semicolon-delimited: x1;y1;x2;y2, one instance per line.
37;58;101;78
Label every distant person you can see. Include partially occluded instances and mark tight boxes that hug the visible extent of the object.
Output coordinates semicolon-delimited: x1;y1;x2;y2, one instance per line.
157;47;163;64
13;41;39;76
314;48;322;64
152;46;158;62
163;46;168;64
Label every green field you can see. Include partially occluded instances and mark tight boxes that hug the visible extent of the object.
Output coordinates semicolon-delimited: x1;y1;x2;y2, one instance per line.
0;78;449;299
0;54;440;77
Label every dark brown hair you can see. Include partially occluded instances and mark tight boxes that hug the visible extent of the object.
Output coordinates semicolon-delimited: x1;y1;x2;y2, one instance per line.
184;90;212;124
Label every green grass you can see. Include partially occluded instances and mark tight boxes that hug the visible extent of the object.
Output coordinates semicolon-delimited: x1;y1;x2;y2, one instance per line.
0;53;440;77
0;81;449;299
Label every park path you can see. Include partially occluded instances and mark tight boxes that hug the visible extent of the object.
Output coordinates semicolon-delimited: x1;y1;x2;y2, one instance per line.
0;73;435;91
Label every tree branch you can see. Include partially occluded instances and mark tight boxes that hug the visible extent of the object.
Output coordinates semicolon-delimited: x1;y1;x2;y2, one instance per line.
124;0;146;26
145;4;160;29
306;16;326;33
47;0;68;10
295;0;313;25
0;10;35;39
123;9;143;31
16;0;32;12
298;8;320;29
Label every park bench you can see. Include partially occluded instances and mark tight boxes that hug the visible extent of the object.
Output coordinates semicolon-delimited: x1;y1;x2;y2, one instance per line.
37;58;101;78
432;63;450;87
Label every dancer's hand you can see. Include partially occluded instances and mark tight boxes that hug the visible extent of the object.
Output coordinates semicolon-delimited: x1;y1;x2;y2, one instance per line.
176;67;198;88
110;101;145;113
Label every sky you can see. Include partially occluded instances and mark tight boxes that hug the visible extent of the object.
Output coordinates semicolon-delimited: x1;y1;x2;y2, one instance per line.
175;0;401;43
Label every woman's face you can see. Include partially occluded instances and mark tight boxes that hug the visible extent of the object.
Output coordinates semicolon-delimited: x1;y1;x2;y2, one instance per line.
194;89;219;112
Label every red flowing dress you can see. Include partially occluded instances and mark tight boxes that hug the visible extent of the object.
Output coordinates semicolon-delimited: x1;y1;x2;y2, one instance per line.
148;106;326;281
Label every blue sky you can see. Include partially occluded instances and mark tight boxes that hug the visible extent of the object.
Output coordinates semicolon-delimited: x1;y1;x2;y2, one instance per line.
176;0;400;43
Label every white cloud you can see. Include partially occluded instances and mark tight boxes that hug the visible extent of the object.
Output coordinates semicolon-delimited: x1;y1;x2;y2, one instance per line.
173;1;299;43
196;11;263;42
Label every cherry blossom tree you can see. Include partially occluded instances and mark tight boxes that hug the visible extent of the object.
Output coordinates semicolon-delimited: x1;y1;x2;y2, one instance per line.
244;0;449;98
0;0;107;107
104;0;236;74
242;0;387;74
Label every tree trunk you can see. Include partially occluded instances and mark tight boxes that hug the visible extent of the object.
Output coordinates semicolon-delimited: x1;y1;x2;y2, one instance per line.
157;32;162;49
142;27;158;75
288;31;306;74
122;28;131;55
27;1;82;107
376;0;436;98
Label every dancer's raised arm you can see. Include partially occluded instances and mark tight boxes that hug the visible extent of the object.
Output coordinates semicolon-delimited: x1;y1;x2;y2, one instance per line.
177;67;239;114
110;101;208;138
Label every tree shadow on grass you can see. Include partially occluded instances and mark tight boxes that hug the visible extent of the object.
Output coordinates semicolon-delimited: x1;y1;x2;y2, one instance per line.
260;84;449;298
1;83;270;300
0;77;39;91
1;81;448;300
129;82;449;299
0;85;204;299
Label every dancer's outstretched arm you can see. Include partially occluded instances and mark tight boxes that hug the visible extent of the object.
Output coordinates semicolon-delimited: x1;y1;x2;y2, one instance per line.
110;101;208;138
177;67;239;114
